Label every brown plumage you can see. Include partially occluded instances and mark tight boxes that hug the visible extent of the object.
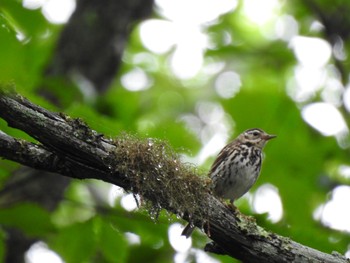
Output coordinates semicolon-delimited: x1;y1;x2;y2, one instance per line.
182;128;276;238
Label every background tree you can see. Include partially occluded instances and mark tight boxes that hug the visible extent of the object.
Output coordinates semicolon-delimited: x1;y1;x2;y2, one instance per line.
1;0;350;263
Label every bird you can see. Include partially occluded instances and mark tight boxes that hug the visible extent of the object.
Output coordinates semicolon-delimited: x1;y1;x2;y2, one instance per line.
181;128;276;238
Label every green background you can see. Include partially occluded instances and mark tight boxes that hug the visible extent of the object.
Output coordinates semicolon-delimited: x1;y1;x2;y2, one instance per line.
1;0;350;262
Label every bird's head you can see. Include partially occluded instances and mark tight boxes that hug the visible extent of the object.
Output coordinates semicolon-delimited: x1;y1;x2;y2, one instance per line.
239;128;276;149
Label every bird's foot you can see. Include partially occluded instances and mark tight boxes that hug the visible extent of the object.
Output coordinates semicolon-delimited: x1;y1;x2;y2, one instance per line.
223;201;240;217
237;213;256;223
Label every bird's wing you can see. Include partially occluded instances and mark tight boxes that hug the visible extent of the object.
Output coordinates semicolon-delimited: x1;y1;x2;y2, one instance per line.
209;142;237;175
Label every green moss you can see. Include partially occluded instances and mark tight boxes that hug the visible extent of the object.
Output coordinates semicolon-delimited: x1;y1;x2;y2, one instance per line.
112;133;210;222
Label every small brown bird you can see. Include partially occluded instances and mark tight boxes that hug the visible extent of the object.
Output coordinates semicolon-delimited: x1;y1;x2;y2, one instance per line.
182;128;276;238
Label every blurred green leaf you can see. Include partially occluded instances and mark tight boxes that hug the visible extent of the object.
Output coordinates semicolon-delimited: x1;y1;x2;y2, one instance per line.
0;203;54;236
94;217;129;263
50;220;96;263
0;229;5;263
1;0;350;262
2;0;49;37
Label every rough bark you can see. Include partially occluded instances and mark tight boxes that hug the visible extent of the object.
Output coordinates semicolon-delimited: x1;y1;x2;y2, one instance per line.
0;92;348;263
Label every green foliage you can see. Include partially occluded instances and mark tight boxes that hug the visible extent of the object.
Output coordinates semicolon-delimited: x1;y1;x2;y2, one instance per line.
0;203;54;236
0;0;55;90
49;217;128;263
0;231;4;263
1;0;350;262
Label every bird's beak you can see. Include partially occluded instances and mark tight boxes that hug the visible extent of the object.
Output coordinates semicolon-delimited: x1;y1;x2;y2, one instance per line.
264;134;277;141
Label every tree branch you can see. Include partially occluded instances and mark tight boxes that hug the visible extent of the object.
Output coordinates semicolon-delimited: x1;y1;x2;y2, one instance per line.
0;91;347;263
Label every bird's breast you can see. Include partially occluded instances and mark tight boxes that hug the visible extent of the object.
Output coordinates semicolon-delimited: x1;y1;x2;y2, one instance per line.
212;146;262;200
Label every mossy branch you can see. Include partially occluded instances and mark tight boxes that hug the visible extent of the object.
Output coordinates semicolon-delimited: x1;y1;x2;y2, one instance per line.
0;91;347;263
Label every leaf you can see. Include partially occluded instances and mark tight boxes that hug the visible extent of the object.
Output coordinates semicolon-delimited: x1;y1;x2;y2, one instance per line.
50;220;96;263
0;203;54;236
0;230;5;263
94;217;129;263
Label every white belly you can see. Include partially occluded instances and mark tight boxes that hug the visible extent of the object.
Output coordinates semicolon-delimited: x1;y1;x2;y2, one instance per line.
212;150;261;202
223;164;259;200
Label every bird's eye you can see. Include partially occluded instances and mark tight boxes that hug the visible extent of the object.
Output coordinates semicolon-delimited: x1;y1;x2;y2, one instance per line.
252;132;259;136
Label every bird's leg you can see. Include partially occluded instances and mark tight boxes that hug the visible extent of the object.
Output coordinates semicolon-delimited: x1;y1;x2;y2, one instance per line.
228;199;237;210
225;199;240;216
223;199;255;222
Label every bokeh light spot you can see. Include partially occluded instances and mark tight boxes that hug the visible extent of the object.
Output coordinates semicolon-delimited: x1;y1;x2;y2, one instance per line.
252;184;283;223
168;223;191;252
314;185;350;232
42;0;76;24
291;36;331;67
215;71;241;98
25;242;63;263
302;102;347;136
121;68;153;91
121;193;138;211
